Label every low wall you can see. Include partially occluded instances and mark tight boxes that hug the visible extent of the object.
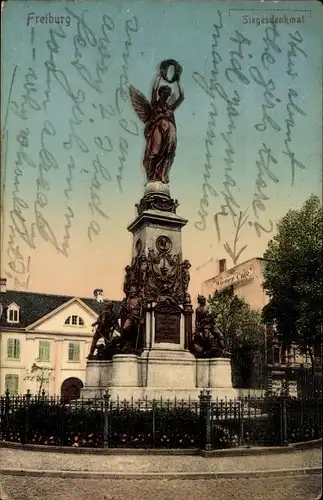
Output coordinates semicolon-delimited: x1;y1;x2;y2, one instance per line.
0;438;321;457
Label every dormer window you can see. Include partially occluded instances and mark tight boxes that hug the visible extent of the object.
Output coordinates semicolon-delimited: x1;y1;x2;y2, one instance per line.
64;315;85;326
7;303;20;324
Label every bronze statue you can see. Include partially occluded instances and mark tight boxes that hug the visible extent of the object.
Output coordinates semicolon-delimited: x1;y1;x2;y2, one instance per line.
120;286;144;352
195;295;211;333
123;265;132;296
129;59;184;184
191;295;227;358
181;259;191;293
88;302;121;359
139;254;148;290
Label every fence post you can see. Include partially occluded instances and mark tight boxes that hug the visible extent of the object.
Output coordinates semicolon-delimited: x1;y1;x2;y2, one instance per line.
24;390;31;444
199;390;212;451
3;389;10;440
152;399;156;448
239;399;244;446
281;398;288;446
103;392;110;448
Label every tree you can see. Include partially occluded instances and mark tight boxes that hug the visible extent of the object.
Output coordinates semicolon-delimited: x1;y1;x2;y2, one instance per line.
24;361;55;396
262;194;323;372
208;287;266;388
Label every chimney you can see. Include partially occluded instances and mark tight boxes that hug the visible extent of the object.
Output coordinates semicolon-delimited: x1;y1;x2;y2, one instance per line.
219;259;226;274
0;278;7;293
93;288;104;302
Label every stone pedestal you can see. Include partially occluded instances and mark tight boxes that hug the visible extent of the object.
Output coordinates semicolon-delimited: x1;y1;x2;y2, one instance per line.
82;354;238;401
111;354;140;387
81;360;112;399
128;210;188;260
140;349;196;389
196;358;209;388
82;184;237;402
209;358;232;388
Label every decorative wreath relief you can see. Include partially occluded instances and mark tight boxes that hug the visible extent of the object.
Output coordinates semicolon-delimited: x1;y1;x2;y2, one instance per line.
156;235;172;254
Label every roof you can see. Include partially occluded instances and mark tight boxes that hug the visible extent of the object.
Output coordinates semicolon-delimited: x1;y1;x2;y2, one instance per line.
0;290;122;328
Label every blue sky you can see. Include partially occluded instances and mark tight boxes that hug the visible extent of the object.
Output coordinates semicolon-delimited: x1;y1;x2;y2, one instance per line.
1;0;322;299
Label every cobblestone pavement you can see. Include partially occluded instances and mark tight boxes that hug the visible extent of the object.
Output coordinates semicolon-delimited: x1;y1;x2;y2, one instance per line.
0;447;321;473
1;475;322;500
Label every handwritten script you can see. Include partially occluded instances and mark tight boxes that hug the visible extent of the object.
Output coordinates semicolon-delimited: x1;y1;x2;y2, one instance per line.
3;7;139;289
1;3;316;293
193;14;308;265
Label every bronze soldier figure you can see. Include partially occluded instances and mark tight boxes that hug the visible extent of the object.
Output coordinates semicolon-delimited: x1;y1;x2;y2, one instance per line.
88;302;121;359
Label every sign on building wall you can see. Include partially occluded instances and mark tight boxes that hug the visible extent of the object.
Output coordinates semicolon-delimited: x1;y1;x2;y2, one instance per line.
212;265;256;291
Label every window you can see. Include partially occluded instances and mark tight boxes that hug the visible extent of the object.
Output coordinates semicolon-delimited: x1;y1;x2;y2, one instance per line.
38;340;51;362
7;303;20;323
64;315;85;326
273;345;281;364
5;374;19;394
7;339;20;360
68;341;80;362
219;259;226;273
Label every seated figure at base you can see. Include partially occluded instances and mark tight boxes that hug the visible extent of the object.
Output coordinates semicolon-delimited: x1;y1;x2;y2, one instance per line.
191;295;227;358
87;302;121;360
87;287;145;360
119;286;144;354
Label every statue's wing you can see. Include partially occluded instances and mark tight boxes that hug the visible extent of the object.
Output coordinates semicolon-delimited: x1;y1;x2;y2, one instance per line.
129;85;152;123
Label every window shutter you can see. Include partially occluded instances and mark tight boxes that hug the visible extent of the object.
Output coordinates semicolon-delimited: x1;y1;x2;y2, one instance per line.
15;339;20;359
13;375;19;393
7;339;14;358
5;375;19;394
45;342;50;361
39;341;44;360
39;341;50;361
68;342;80;361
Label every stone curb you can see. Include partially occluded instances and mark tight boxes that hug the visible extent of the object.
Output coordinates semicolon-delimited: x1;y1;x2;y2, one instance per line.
0;438;321;457
0;467;322;480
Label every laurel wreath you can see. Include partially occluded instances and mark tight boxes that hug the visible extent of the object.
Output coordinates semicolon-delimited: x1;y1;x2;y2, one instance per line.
159;59;182;83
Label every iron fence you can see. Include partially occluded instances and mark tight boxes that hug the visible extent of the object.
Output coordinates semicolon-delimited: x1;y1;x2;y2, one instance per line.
0;389;321;450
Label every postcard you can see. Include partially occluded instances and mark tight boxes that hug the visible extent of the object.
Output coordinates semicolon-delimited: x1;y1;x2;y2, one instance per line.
0;0;322;497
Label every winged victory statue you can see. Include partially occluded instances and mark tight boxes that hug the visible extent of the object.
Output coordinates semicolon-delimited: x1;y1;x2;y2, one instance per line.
129;60;184;184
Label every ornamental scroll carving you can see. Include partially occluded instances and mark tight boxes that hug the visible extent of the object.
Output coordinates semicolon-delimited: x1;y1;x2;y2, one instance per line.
122;236;191;305
135;192;179;215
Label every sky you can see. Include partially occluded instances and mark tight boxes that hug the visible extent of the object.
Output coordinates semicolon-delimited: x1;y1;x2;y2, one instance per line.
1;0;322;302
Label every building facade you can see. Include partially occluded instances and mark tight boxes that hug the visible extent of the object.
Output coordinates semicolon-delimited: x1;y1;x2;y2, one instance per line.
202;257;268;311
0;279;118;399
202;258;315;396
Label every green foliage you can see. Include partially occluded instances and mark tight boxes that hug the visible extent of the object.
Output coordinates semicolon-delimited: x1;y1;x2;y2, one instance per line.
262;194;323;366
5;403;200;448
208;287;265;388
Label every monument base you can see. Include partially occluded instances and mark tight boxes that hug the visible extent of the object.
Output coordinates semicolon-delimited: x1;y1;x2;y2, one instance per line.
81;354;238;401
106;387;238;401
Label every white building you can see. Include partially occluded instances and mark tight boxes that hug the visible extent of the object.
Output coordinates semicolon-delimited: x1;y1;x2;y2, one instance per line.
0;279;119;400
202;257;268;310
